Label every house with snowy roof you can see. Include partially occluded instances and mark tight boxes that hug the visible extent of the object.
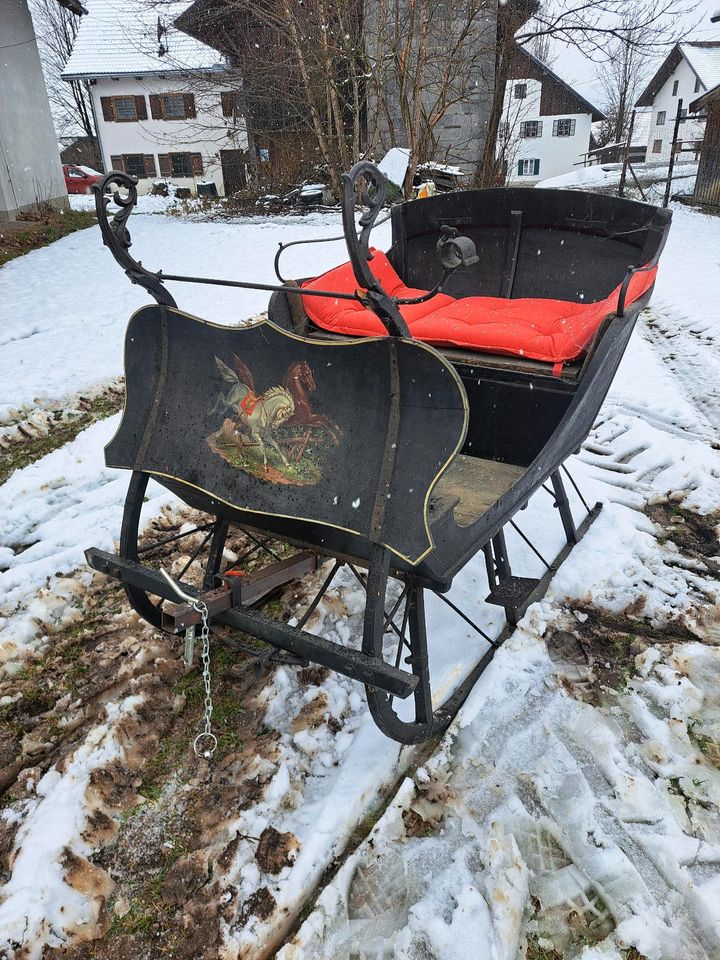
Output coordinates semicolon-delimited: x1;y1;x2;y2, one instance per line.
635;41;720;164
497;45;606;185
62;0;250;196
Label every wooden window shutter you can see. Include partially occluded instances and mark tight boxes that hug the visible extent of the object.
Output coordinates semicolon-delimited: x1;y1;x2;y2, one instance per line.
158;154;172;176
101;97;114;121
110;155;124;172
135;96;148;120
143;155;157;177
191;153;203;175
149;94;163;119
221;92;234;117
184;94;196;119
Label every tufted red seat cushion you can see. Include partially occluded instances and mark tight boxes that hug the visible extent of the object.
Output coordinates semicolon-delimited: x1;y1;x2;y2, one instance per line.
300;249;456;335
301;251;657;363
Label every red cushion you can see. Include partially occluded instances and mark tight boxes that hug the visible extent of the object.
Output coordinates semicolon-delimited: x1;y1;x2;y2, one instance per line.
300;249;455;336
301;250;657;363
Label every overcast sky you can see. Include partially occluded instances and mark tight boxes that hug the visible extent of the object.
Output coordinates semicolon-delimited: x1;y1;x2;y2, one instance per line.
541;0;720;109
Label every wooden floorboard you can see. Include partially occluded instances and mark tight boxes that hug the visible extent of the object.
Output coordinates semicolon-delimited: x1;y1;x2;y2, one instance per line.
432;455;525;527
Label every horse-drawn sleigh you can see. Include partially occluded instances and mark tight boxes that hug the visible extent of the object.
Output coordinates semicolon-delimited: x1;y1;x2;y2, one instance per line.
86;161;671;746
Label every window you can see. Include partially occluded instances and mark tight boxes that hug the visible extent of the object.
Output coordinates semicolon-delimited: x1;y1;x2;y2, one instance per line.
100;95;147;122
520;120;543;138
221;91;244;119
513;83;527;99
517;158;540;176
149;93;196;120
498;120;510;139
672;79;679;96
124;154;148;177
158;152;203;178
162;94;186;118
652;139;662;154
67;166;85;178
695;77;702;93
679;107;687;123
110;154;156;177
170;152;193;177
553;118;576;137
656;110;666;125
114;96;137;120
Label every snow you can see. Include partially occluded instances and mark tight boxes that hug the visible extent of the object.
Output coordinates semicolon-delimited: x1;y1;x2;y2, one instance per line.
2;197;720;958
377;147;411;188
61;0;224;79
680;42;720;92
0;416;176;668
0;694;146;957
0;210;390;424
538;161;699;191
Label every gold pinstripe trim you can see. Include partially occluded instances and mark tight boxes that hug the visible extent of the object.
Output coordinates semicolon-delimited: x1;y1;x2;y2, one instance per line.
107;305;470;566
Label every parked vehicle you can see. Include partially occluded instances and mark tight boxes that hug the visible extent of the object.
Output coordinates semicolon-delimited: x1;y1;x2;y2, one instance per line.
63;164;103;194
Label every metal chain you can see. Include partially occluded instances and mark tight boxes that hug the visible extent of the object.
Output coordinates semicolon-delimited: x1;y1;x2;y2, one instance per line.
192;598;217;760
159;568;217;760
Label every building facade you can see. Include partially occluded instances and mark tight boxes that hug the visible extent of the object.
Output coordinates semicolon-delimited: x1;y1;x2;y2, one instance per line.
498;47;605;184
636;42;720;164
363;0;498;177
62;0;249;196
1;0;68;220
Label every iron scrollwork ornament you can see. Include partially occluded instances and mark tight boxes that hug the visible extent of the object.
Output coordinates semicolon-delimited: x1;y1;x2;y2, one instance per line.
93;171;177;306
341;162;409;338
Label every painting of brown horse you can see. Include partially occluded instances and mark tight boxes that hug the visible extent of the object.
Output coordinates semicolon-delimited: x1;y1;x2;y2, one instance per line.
282;360;342;444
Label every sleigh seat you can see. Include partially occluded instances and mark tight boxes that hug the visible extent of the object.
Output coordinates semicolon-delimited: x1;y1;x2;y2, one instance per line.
300;249;657;367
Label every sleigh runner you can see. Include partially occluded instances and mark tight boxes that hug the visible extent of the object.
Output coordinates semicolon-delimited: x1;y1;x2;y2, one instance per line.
86;162;671;744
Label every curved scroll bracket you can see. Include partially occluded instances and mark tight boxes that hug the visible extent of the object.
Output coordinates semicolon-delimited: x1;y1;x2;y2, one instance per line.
341;161;409;338
93;171;177;307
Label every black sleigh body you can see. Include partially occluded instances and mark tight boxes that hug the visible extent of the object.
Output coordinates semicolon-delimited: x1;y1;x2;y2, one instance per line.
86;163;671;744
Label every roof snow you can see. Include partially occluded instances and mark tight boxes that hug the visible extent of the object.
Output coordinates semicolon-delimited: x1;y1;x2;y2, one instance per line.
680;41;720;90
61;0;225;79
636;41;720;107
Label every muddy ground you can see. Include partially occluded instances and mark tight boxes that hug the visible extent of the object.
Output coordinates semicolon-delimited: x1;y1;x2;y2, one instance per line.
1;436;719;960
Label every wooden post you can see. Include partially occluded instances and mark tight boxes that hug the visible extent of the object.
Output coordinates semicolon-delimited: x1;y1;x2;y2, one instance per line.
618;109;636;198
663;98;684;207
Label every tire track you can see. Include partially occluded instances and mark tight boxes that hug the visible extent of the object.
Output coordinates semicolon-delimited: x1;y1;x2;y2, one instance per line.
640;303;720;431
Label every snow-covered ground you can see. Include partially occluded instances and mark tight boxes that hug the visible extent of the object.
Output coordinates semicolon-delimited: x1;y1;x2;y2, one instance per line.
0;209;386;424
1;199;719;960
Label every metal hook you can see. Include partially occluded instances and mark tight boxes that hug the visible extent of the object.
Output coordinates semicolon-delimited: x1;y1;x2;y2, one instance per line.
160;568;198;605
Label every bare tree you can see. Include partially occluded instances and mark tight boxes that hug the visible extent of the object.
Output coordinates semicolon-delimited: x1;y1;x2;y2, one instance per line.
174;0;496;196
526;5;557;67
31;0;96;143
477;0;702;187
595;10;654;146
364;0;495;195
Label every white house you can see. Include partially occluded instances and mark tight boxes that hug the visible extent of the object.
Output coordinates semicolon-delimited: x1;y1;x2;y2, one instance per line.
497;46;605;185
635;41;720;164
62;0;250;196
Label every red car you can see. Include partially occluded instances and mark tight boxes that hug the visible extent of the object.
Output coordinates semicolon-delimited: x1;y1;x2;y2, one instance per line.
63;164;103;194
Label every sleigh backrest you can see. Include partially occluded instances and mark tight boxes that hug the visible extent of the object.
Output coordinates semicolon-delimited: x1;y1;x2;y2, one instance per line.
389;188;671;304
107;307;468;565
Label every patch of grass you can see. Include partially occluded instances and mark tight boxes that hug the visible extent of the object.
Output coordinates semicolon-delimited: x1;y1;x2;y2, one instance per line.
0;209;97;267
0;388;123;485
690;730;720;768
526;936;562;960
107;901;156;937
